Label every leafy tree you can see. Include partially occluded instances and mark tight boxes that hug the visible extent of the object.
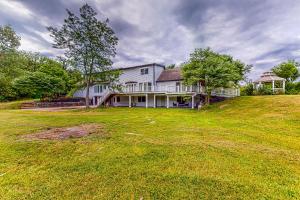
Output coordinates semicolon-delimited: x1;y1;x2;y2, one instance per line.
272;60;299;82
0;25;20;52
182;48;251;104
47;4;119;108
0;73;16;101
13;66;68;99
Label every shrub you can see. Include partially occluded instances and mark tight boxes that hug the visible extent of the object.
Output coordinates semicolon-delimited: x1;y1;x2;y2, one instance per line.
285;82;300;94
241;83;254;96
13;72;67;99
255;85;273;95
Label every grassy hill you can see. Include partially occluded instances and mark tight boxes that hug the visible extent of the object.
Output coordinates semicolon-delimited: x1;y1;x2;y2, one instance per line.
0;96;299;199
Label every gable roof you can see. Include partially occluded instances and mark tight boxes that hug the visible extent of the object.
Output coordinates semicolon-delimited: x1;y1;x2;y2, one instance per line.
156;68;183;82
117;63;165;70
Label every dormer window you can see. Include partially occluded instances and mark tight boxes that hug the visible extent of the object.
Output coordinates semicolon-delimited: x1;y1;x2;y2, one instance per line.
141;68;149;75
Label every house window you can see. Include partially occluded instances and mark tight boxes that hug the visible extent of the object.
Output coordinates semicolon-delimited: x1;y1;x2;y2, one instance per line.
141;68;149;75
147;82;152;91
94;85;103;93
138;96;146;102
114;96;120;102
139;83;143;91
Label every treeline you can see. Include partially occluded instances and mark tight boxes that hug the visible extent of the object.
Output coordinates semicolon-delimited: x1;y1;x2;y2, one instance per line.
0;25;81;101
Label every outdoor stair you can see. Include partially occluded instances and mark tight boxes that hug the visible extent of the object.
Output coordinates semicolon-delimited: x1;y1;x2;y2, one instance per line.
98;91;114;106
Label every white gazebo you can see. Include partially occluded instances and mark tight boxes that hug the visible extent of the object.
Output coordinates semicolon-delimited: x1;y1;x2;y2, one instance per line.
253;71;285;93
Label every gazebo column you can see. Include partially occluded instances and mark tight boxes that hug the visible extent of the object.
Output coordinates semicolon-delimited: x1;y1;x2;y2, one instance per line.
272;80;275;93
283;80;286;93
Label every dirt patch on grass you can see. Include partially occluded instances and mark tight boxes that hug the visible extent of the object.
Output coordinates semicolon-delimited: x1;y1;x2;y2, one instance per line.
22;124;104;140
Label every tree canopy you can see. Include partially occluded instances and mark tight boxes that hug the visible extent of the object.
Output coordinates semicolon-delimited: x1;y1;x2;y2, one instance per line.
182;48;251;104
0;25;20;52
48;3;120;107
272;60;299;82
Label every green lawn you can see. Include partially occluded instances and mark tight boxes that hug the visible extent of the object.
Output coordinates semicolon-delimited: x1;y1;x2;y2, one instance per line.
0;96;300;199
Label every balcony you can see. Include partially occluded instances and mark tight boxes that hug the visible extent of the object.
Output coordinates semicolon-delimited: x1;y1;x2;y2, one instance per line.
118;85;240;97
121;85;200;94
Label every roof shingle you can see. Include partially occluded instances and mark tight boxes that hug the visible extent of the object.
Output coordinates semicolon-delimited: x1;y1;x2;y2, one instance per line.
157;68;182;82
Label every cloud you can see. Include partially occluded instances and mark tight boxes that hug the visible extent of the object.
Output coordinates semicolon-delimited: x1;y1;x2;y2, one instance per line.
1;0;300;79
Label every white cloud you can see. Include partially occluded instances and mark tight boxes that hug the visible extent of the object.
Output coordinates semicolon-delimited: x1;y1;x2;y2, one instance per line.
0;0;33;20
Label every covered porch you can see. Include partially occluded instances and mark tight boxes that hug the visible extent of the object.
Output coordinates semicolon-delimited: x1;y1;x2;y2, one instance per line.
111;93;198;109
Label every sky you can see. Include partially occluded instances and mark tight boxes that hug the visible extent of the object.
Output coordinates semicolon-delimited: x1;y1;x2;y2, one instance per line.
1;0;300;80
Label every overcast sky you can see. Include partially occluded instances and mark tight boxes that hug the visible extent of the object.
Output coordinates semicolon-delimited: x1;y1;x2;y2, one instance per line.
1;0;300;79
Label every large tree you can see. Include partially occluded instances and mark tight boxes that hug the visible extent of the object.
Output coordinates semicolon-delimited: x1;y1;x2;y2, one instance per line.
13;61;69;100
0;25;20;52
272;60;299;82
182;48;251;104
48;4;119;108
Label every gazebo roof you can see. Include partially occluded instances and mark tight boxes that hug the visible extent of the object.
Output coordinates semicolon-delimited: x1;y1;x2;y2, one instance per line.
254;71;285;83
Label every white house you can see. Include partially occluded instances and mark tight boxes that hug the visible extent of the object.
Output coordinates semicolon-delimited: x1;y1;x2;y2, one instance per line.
73;63;240;108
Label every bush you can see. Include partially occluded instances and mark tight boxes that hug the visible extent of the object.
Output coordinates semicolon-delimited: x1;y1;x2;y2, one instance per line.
13;72;67;99
255;85;273;95
0;73;17;101
241;83;254;96
285;82;300;94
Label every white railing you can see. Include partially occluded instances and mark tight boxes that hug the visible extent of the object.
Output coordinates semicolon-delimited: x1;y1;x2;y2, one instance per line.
200;87;240;97
120;85;199;93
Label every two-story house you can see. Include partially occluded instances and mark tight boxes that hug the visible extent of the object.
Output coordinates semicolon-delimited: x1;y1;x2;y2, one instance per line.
73;63;240;108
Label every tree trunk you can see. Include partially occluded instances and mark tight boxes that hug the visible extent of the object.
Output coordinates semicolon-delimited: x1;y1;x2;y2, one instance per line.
206;91;211;105
85;81;90;108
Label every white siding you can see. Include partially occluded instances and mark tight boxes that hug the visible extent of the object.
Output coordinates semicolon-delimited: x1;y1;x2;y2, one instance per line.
119;66;154;85
154;66;164;85
73;85;109;99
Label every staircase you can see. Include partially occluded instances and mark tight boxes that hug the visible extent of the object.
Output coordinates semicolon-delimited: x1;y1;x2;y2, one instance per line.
98;91;114;106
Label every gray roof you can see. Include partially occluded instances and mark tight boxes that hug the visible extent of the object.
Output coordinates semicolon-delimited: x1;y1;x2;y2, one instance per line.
117;63;165;70
157;68;183;82
254;71;285;83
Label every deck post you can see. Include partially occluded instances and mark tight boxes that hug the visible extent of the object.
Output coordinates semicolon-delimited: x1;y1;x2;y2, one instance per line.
167;95;169;108
153;94;156;108
129;95;131;107
192;95;195;109
145;94;148;108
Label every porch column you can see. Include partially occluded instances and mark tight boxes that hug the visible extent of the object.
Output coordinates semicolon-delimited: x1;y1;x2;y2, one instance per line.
272;80;275;93
192;95;195;109
167;95;169;108
129;95;131;108
153;95;156;108
145;94;148;108
97;97;101;106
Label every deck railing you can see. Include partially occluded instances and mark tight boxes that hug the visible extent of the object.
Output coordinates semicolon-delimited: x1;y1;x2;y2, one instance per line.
121;85;200;93
203;88;240;97
101;85;240;97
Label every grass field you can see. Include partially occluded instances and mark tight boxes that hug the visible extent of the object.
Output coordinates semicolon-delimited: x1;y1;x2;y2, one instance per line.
0;96;299;199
